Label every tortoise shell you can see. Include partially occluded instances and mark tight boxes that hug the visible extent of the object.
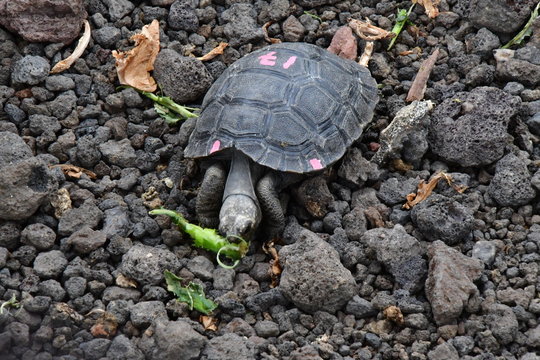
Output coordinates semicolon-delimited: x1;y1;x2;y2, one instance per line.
184;42;378;173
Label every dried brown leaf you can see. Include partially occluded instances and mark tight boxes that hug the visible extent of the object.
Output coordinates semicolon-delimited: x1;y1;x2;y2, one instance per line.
348;18;394;41
197;42;228;61
328;26;358;60
116;274;138;288
412;0;441;18
406;48;439;102
403;171;467;209
263;240;282;288
50;164;97;179
90;312;118;338
51;20;92;74
200;315;218;331
364;206;386;228
112;19;160;92
262;21;282;44
383;305;404;325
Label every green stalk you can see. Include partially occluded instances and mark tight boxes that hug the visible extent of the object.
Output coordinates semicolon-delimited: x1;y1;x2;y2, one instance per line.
388;4;415;51
501;1;540;49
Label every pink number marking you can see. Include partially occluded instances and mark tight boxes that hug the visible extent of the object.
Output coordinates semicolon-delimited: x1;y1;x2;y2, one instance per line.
258;51;277;66
210;140;221;154
309;158;323;170
283;56;297;69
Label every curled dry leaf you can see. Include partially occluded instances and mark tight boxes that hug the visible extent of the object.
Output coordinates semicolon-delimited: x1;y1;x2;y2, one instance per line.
197;42;228;61
383;305;404;325
263;240;282;288
50;164;96;179
262;21;282;44
90;311;118;338
403;172;468;209
328;26;357;61
200;315;218;331
116;274;138;288
348;18;394;41
112;19;160;92
412;0;440;18
51;20;91;74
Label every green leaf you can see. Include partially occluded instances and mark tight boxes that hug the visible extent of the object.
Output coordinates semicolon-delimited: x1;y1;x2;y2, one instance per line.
303;11;322;22
164;270;218;315
154;103;182;124
387;4;415;51
501;1;540;49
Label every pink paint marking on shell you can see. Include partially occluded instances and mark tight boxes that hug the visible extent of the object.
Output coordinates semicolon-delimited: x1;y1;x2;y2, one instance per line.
283;56;297;69
210;140;221;154
309;158;323;170
258;51;277;66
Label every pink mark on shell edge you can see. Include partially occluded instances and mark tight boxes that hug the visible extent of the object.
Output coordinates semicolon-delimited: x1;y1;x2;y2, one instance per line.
282;56;297;69
258;51;277;66
210;140;221;154
309;158;323;170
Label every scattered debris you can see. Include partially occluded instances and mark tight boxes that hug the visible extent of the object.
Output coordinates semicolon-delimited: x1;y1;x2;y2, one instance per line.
197;42;228;61
49;187;72;219
348;18;394;41
55;303;84;322
116;274;138;288
501;1;540;49
413;0;441;18
403;172;468;210
89;310;118;338
388;5;415;50
0;294;20;315
126;87;198;124
200;315;218;331
359;40;374;67
112;19;160;92
406;48;440;102
51;20;91;74
263;240;282;288
142;186;163;209
150;208;249;268
164;270;218;315
364;206;386;228
262;22;282;44
50;164;96;179
383;305;404;325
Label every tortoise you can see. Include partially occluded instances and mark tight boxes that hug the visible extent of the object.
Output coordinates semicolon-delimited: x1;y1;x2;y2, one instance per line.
185;42;378;241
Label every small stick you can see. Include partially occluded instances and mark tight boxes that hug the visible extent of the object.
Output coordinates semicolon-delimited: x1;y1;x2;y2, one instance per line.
50;20;91;74
405;47;439;102
358;40;374;67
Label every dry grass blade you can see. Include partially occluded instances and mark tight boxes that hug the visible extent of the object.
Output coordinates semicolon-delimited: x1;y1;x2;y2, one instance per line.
112;19;160;92
51;20;91;74
406;48;439;102
403;172;467;209
348;18;394;41
50;164;97;179
263;240;282;288
413;0;441;18
197;42;228;61
262;21;282;44
200;315;218;331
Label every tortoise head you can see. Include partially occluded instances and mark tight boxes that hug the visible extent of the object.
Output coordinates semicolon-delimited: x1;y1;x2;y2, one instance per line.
219;194;261;242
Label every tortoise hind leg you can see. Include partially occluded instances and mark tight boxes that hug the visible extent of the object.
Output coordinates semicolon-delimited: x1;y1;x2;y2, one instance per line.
256;172;285;239
196;163;226;228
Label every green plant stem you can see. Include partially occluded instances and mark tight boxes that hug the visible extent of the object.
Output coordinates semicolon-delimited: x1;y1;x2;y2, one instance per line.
501;1;540;49
387;3;415;51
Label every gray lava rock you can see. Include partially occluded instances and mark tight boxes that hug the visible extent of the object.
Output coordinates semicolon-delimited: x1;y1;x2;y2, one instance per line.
425;241;483;325
377;176;419;206
168;0;199;32
0;131;32;168
186;255;214;281
294;0;338;7
411;194;474;245
202;333;256;360
472;240;497;265
103;0;134;21
92;26;122;48
102;206;131;239
29;114;61;136
495;48;540;87
468;0;535;34
338;147;380;188
120;244;181;286
21;223;56;250
282;15;306;43
485;304;519;345
58;201;103;237
0;157;58;221
345;295;378;318
427;342;459;360
362;224;427;292
0;0;87;44
45;75;75;92
80;338;111;360
428;87;520;166
373;101;433;167
294;176;334;218
153;49;213;104
33;250;68;279
130;301;168;328
525;324;540;347
11;55;50;86
151;320;207;360
487;153;536;207
98;139;137;168
465;28;500;59
107;334;145;360
222;4;265;47
67;226;107;254
279;229;356;313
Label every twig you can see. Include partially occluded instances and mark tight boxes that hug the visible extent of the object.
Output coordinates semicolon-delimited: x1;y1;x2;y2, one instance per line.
358;40;374;67
405;48;439;102
50;20;91;74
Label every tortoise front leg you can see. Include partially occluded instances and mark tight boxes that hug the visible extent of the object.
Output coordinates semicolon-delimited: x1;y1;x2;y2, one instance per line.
196;163;226;228
256;172;285;239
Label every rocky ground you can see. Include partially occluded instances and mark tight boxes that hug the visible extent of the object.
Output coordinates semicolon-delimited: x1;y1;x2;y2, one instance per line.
1;0;540;359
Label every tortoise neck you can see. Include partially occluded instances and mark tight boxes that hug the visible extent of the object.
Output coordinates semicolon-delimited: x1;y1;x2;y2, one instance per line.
222;150;258;202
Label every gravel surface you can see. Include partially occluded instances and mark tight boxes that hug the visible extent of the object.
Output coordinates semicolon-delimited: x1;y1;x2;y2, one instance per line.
1;0;540;359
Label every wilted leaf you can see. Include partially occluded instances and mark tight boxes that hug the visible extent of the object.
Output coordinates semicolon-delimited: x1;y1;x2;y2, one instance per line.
263;240;282;288
412;0;440;18
348;18;395;41
51;20;91;74
112;19;160;92
164;270;218;315
197;42;228;61
403;172;467;209
200;315;218;331
383;305;404;325
328;26;357;60
262;22;282;44
116;274;138;288
90;311;118;338
50;164;96;179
